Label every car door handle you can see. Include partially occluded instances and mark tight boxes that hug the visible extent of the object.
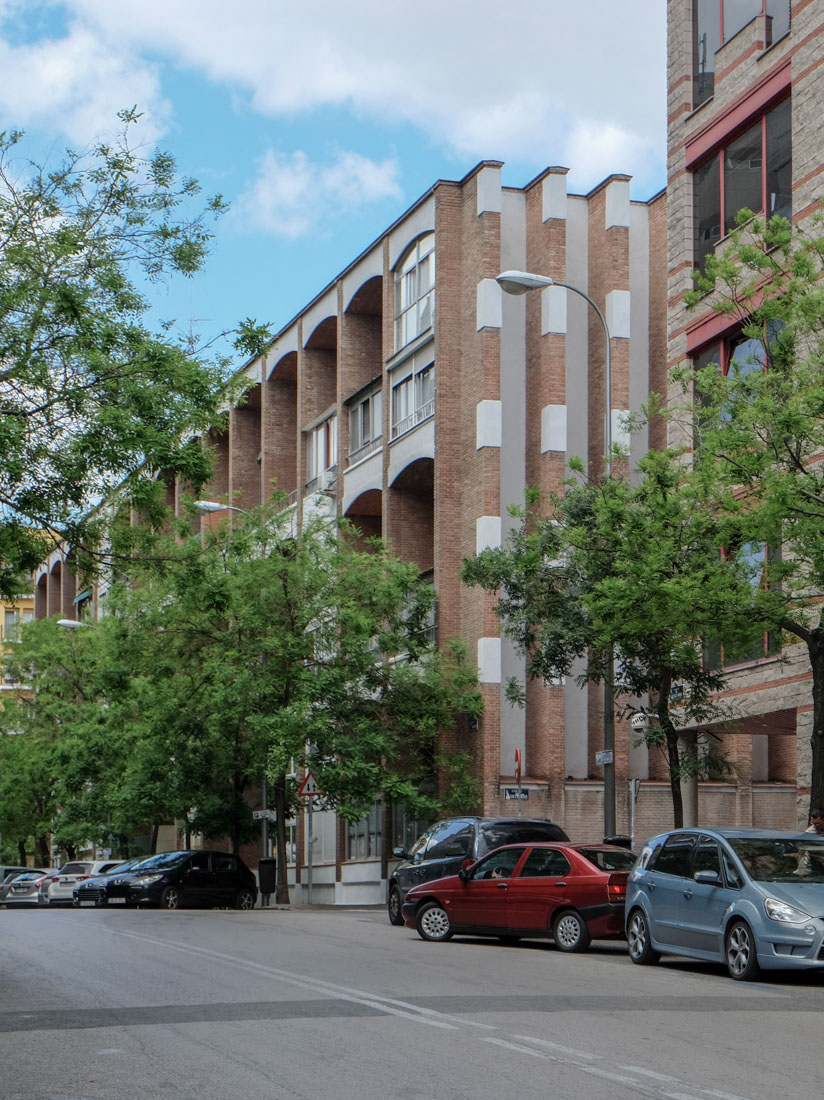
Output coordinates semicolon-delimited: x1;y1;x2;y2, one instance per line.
683;888;693;899
496;882;508;889
647;882;655;891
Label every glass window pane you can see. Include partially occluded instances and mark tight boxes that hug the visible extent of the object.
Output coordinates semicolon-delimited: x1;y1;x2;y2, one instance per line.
724;120;763;233
692;840;721;877
723;0;762;42
650;835;695;876
694;0;720;106
727;333;765;377
695;154;721;271
766;98;792;221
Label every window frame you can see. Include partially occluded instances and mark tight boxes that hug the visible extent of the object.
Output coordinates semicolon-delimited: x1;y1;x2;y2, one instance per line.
692;95;791;272
693;2;791;109
347;384;382;463
394;233;435;352
390;361;435;439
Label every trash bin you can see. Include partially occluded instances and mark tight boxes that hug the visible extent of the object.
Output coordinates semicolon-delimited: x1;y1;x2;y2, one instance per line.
603;834;633;850
258;857;276;897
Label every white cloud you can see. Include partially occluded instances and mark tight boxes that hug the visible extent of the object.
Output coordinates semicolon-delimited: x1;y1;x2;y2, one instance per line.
29;0;665;192
0;11;169;145
234;148;402;238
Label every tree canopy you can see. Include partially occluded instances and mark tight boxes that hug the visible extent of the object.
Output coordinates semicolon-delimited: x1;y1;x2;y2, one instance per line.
0;110;253;599
0;502;482;898
463;449;779;827
685;204;824;810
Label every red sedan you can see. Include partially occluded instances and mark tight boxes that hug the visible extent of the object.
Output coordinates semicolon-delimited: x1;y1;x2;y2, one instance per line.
401;842;636;952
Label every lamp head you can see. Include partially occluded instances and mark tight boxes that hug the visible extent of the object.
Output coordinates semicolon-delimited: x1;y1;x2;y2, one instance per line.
193;500;224;514
496;270;556;295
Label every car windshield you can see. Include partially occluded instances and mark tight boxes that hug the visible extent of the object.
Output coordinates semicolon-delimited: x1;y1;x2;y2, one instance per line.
728;838;824;882
103;857;149;875
577;848;637;872
478;822;565;856
59;863;92;876
131;852;190;871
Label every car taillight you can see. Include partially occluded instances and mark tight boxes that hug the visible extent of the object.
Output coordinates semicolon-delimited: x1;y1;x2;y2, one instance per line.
607;873;627;900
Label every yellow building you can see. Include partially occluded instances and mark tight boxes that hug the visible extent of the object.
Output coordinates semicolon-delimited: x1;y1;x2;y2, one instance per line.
1;591;35;699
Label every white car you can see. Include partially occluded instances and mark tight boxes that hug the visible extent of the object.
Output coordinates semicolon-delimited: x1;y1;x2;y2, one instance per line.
45;860;125;907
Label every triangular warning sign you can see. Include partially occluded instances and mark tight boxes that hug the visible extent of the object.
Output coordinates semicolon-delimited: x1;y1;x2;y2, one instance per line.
297;771;321;797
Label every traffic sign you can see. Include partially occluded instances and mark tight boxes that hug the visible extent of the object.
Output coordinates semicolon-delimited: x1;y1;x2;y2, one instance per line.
253;809;276;822
297;772;321;798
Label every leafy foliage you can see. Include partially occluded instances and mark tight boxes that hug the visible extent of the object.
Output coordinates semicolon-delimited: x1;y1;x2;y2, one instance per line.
0;110;255;599
683;203;824;809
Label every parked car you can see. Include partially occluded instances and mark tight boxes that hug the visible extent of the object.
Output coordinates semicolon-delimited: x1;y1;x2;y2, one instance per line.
103;849;258;910
45;860;126;907
387;817;570;925
625;827;824;981
401;841;635;950
73;856;155;906
0;869;54;908
0;865;35;888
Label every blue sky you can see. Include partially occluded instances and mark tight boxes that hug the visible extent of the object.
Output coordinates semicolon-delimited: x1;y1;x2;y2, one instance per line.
0;0;667;364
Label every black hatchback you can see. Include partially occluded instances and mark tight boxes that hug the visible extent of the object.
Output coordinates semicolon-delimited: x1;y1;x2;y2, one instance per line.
387;816;569;924
104;850;258;910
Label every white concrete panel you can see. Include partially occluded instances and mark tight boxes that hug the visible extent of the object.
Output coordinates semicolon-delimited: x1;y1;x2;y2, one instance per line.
388;196;435;270
606;290;631;340
388;417;435;485
605;179;631;228
476;515;502;553
541;404;568;453
541;285;567;335
476;165;502;215
476;278;502;330
542;173;568;222
478;637;502;683
476;400;502;449
342;448;383;515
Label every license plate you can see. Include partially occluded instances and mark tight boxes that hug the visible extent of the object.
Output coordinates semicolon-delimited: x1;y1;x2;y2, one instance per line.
109;897;126;904
79;900;96;907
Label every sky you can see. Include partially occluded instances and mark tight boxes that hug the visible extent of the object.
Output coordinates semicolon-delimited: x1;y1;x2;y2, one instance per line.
0;0;668;363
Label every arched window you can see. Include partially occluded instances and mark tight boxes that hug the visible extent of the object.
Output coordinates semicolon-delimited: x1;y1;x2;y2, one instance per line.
395;233;435;351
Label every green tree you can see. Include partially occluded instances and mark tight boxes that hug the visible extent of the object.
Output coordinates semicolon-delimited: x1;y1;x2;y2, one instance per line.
0;109;257;599
686;204;824;812
463;451;778;827
78;502;481;903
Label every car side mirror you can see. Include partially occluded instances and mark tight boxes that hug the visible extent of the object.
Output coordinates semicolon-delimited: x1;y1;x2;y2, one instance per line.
458;858;477;881
694;869;721;885
392;847;408;860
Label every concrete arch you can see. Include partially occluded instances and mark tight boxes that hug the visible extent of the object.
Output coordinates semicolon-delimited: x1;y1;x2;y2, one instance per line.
343;488;383;550
386;457;434;572
268;349;297;382
343;274;382;317
303;314;338;351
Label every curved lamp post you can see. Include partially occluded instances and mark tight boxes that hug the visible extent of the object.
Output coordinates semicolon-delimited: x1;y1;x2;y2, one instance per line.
496;269;616;838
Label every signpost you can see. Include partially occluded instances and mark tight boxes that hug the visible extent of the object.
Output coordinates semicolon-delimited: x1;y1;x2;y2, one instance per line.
515;748;522;816
298;772;322;903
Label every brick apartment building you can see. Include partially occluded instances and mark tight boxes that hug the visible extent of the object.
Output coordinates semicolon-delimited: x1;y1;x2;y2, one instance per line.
664;0;823;834
31;2;822;904
36;159;665;901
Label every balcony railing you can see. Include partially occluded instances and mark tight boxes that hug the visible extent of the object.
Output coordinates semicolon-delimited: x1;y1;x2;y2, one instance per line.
346;436;383;467
391;400;434;440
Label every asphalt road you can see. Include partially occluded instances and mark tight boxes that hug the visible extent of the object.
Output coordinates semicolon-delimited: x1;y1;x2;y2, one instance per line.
0;905;821;1100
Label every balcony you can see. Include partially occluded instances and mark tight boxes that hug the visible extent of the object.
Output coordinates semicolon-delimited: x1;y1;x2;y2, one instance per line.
391;400;434;440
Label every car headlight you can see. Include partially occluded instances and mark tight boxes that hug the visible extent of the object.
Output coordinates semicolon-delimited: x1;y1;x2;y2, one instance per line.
130;874;164;886
764;897;811;924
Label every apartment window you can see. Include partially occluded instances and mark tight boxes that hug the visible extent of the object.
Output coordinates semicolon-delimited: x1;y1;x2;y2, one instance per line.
391;363;435;438
714;542;779;667
395;234;435;351
306;416;337;491
348;386;382;462
693;2;790;108
694;97;791;270
3;610;19;642
346;799;382;860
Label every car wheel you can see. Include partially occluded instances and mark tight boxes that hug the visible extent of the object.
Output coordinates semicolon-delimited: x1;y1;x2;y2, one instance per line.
627;908;660;965
387;884;404;926
160;886;182;910
552;910;591;953
725;919;760;981
234;888;256;911
416;901;453;942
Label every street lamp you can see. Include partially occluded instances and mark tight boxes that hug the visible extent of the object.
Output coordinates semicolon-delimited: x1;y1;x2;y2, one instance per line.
496;269;617;838
56;619;91;629
193;500;247;514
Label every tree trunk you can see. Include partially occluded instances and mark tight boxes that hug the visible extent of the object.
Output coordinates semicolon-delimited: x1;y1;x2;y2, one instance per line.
36;834;50;866
17;839;27;865
656;672;684;828
807;626;824;813
273;773;291;905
